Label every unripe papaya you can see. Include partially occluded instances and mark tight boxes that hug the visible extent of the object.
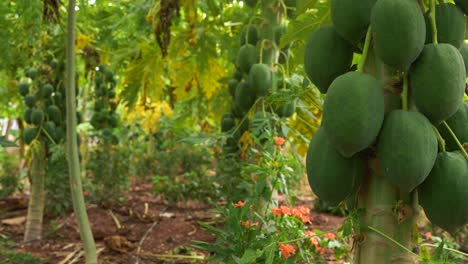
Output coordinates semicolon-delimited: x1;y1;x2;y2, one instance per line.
221;113;236;132
306;127;365;205
322;72;385;157
236;44;258;74
23;128;38;145
24;108;33;124
18;82;29;96
43;121;57;141
371;0;425;70
248;64;272;97
377;110;438;193
235;81;256;115
410;44;465;124
228;79;238;97
419;151;468;233
438;102;468;151
331;0;376;44
454;0;468;15
25;68;38;80
274;25;286;46
240;25;258;46
31;109;44;126
24;95;36;108
425;3;465;49
244;0;257;8
41;83;54;98
47;105;61;124
275;100;296;118
304;25;353;93
460;44;468;76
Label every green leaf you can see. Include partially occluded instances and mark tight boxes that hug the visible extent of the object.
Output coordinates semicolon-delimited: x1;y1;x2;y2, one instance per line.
296;0;319;16
265;245;275;264
239;249;260;264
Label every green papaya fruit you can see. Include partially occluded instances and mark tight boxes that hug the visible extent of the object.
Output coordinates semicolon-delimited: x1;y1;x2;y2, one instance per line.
438;102;468;151
460;44;468;76
304;25;353;93
377;110;438;193
322;72;385;157
24;108;33;124
234;69;243;81
232;104;244;119
234;81;256;115
274;25;286;46
55;127;65;142
425;3;466;49
236;44;258;74
108;90;116;99
25;68;38;80
331;0;376;44
109;113;119;128
31;109;44;126
410;44;465;124
419;151;468;233
244;0;257;8
248;64;272;97
23;128;38;145
228;79;238;98
240;25;258;46
371;0;425;70
18;82;29;96
24;95;36;108
94;100;105;111
41;84;54;98
454;0;468;15
43;121;57;141
306;127;365;205
275;100;296;118
47;105;61;124
221;113;236;132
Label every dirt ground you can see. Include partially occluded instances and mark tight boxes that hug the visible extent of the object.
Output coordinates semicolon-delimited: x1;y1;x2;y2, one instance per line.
0;178;345;264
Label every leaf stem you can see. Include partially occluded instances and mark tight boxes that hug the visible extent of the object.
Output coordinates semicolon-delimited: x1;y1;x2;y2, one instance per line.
430;0;438;44
357;26;372;73
442;121;468;159
433;126;446;152
420;243;468;258
367;226;421;259
402;73;409;111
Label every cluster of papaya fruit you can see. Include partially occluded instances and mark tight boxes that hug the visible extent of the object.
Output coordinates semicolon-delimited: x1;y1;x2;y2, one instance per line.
305;0;468;232
221;0;297;154
19;58;82;146
89;64;119;145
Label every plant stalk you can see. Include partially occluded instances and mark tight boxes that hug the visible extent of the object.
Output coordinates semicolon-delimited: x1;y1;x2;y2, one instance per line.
66;0;98;263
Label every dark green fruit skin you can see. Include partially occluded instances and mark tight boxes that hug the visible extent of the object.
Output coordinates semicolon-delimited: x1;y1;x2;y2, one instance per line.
221;113;236;132
438;102;468;151
275;100;296;118
410;44;465;124
331;0;376;44
419;151;468;233
377;110;438;193
236;44;258;74
228;79;238;97
25;68;38;79
304;25;353;93
384;91;402;116
460;44;468;76
240;25;258;46
47;105;61;124
371;0;425;70
24;108;33;124
235;81;256;115
24;95;36;108
306;127;365;205
23;128;38;145
43;121;56;141
41;84;54;98
18;83;29;96
323;72;385;157
454;0;468;15
425;3;466;49
244;0;257;8
31;109;44;126
248;64;272;97
274;25;286;46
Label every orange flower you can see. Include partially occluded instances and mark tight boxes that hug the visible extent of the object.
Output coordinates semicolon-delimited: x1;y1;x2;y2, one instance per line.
304;230;315;237
297;206;310;215
83;190;89;196
17;248;25;253
273;161;279;167
233;201;246;208
299;215;311;224
241;221;250;227
274;136;286;146
280;205;291;215
272;207;282;216
250;221;259;227
325;232;336;240
278;243;296;259
425;232;432;240
310;237;319;246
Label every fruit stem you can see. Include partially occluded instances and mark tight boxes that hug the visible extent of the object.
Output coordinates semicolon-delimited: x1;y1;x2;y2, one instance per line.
402;73;409;111
429;0;438;45
357;26;372;73
433;126;446;152
417;0;426;13
442;121;468;160
259;39;266;64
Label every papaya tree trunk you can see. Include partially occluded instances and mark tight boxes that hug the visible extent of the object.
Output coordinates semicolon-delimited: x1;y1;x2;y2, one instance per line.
354;47;419;264
66;0;98;263
24;142;46;242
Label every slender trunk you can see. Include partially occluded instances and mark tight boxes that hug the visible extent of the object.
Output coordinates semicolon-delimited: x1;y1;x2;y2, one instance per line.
354;47;419;264
24;142;46;242
66;1;98;263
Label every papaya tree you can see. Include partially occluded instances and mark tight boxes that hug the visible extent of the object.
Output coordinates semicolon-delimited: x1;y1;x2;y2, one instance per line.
304;0;467;263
